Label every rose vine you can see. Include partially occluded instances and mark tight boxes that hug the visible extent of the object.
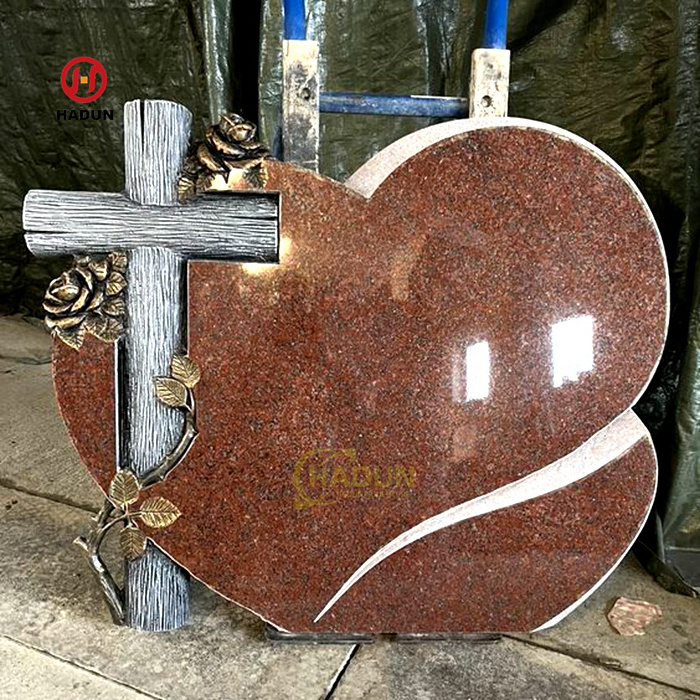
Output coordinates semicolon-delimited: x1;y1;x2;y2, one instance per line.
73;353;200;624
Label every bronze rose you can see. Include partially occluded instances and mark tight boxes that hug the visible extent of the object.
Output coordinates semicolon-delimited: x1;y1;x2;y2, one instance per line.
178;113;270;199
43;252;127;350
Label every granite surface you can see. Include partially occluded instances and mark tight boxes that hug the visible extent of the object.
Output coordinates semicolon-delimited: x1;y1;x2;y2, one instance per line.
52;124;668;634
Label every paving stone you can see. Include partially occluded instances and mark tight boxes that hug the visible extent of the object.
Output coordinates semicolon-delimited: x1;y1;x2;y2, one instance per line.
0;317;102;511
332;637;697;700
0;485;352;700
512;555;700;694
0;636;154;699
0;314;51;365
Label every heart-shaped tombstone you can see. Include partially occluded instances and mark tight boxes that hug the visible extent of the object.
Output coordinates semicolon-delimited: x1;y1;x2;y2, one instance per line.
54;118;668;634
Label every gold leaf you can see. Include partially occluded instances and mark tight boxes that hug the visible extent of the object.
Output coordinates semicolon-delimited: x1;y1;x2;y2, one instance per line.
102;296;126;317
85;315;123;342
55;325;86;350
154;376;188;408
120;526;146;561
136;497;181;529
109;471;140;507
171;355;201;388
109;252;128;273
244;162;269;189
106;272;127;296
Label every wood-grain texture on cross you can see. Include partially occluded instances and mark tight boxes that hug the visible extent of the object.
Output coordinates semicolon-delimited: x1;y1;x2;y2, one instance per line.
23;191;278;262
121;100;192;632
22;99;280;631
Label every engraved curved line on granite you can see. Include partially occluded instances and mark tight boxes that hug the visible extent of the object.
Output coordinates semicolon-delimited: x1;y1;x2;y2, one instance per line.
340;118;667;630
313;409;649;624
533;442;657;632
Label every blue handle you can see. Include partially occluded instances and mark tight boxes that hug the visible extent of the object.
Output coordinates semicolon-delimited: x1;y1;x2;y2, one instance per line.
283;0;306;40
483;0;509;49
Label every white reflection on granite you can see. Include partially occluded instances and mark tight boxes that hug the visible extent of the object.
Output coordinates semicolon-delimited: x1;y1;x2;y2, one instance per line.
552;315;594;388
465;340;491;401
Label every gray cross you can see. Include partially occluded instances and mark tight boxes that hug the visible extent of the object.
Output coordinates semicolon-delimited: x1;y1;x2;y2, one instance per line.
23;99;279;631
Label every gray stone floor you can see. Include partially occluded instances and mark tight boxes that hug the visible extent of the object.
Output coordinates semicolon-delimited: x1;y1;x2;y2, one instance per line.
0;314;699;700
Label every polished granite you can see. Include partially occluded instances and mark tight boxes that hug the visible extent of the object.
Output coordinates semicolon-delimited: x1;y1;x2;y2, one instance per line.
53;122;668;633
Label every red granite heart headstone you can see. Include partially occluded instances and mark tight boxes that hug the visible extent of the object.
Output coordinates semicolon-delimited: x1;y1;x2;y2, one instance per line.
53;119;668;633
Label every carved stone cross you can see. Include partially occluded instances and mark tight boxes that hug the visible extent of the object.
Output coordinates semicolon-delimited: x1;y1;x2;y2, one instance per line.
23;99;279;631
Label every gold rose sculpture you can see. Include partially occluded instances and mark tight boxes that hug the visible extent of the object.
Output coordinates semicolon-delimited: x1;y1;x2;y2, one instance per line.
43;252;127;350
178;113;270;199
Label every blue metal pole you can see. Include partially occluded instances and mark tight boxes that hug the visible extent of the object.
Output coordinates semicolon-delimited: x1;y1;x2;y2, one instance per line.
319;93;469;118
283;0;307;40
482;0;509;49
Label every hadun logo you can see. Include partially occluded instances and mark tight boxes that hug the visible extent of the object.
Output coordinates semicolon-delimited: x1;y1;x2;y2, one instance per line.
57;56;113;122
293;448;416;511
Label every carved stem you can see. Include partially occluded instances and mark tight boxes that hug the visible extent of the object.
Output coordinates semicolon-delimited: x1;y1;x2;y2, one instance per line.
139;393;198;490
74;363;198;625
74;499;126;624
